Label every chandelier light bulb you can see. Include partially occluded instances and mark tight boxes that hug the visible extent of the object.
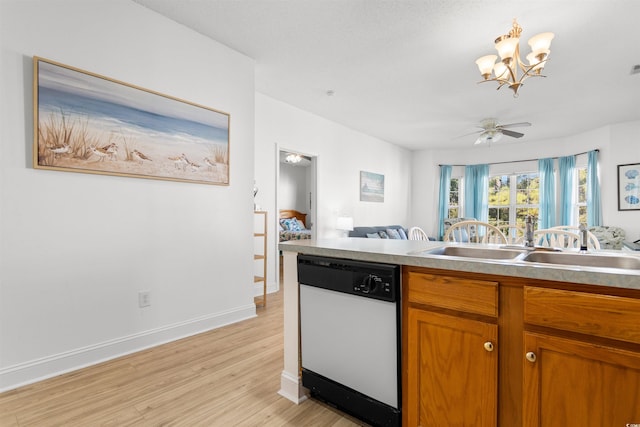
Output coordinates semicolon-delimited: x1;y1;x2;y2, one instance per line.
493;62;509;80
528;32;555;57
495;37;519;63
475;55;498;79
526;52;546;72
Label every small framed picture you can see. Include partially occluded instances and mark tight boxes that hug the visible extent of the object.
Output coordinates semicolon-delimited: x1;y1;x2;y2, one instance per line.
617;163;640;211
360;171;384;202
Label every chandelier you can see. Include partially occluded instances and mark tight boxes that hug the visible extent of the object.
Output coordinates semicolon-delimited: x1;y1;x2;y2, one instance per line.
475;18;554;97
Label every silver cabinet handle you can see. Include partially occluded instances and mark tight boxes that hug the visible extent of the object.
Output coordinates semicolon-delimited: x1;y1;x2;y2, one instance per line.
484;341;494;352
526;352;537;362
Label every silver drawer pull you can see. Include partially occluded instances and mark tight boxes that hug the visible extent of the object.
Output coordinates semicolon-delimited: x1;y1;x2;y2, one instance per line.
526;352;537;363
484;341;494;352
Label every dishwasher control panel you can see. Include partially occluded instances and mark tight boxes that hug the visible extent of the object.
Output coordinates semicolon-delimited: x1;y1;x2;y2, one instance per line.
298;254;399;302
353;274;394;298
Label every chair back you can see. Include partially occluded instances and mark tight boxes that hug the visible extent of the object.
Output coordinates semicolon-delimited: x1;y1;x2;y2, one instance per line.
533;229;581;249
408;227;429;241
444;221;507;244
499;225;525;245
551;226;601;249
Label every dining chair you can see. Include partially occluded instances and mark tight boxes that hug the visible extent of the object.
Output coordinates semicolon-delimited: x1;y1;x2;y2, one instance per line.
408;226;430;241
533;229;581;249
444;221;508;244
551;226;601;249
500;225;525;245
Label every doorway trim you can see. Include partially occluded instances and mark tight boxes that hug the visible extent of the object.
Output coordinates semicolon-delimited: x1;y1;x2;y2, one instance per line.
275;144;318;288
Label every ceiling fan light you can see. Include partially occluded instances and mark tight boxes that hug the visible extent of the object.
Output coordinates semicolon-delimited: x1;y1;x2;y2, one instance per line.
476;55;498;78
476;130;503;145
528;32;554;55
488;130;503;142
495;37;519;62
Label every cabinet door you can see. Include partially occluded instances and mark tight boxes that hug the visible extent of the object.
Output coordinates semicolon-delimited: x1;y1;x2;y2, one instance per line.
523;332;640;427
406;308;498;427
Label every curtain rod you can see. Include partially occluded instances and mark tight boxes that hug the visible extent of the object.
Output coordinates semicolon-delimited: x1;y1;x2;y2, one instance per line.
439;149;599;167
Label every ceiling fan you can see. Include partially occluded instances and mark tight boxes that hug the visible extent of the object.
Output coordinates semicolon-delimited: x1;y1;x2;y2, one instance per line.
471;118;531;145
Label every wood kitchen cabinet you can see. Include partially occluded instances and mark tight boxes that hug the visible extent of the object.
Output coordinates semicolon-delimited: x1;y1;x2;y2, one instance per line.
523;286;640;427
404;270;500;427
403;266;640;427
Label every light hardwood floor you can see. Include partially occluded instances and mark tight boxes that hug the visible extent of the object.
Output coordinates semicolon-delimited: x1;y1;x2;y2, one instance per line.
0;291;366;426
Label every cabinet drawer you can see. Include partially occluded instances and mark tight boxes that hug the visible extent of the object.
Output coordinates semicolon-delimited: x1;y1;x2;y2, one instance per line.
524;286;640;344
407;272;498;317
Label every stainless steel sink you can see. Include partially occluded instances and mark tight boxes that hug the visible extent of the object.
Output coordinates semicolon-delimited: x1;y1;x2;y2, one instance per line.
522;251;640;270
423;246;526;260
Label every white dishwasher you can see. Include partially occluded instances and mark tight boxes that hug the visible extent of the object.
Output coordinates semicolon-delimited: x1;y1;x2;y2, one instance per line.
298;254;401;427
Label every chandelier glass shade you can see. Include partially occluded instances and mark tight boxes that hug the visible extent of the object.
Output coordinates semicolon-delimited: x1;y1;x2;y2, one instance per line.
475;19;554;97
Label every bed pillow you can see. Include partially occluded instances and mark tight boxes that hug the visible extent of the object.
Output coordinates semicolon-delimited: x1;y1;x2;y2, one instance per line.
280;218;301;231
378;230;389;239
283;218;302;231
386;228;401;239
366;232;381;238
279;218;291;230
397;228;408;240
293;218;306;230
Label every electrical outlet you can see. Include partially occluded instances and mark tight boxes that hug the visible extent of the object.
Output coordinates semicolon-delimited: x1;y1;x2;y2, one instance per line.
138;291;151;308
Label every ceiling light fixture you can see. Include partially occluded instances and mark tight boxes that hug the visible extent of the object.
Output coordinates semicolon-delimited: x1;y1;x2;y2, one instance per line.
285;153;302;163
476;129;503;145
475;18;554;97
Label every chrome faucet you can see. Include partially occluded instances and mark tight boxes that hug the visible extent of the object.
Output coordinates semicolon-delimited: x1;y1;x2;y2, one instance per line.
524;215;535;247
579;223;589;252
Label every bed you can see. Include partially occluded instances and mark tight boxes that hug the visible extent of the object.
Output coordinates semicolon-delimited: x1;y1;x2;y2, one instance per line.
279;209;312;241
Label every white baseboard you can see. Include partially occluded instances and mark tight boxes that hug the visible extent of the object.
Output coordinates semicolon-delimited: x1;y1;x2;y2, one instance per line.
0;303;256;393
254;281;279;296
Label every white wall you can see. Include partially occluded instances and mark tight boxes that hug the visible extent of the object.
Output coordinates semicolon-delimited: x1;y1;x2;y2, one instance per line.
412;121;640;240
0;0;256;391
279;163;309;213
255;93;412;289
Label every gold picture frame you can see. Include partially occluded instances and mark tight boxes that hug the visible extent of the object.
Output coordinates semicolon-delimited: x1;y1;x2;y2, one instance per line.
33;57;230;185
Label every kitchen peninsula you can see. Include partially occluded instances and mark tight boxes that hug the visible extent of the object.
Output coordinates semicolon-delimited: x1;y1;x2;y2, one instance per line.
279;238;640;426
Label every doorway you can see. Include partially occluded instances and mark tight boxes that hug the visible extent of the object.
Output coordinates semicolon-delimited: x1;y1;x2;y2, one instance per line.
276;146;317;285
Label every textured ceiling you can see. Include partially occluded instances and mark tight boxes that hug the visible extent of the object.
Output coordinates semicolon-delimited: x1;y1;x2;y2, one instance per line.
132;0;640;151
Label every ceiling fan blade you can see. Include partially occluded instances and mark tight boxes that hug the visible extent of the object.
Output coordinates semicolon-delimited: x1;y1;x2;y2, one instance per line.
502;129;525;138
454;130;483;139
498;122;532;129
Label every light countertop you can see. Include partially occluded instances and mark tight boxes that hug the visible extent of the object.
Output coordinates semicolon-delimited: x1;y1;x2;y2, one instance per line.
280;238;640;290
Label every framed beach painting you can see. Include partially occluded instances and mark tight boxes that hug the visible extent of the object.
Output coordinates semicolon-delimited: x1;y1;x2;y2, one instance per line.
618;163;640;211
360;171;384;202
33;57;230;185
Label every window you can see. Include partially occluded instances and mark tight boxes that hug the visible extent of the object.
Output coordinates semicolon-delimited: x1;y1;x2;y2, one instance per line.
488;172;539;232
488;175;510;229
448;177;461;218
449;163;587;232
576;166;587;225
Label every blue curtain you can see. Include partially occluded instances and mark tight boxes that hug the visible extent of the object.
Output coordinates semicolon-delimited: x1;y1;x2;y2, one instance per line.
587;150;603;226
464;164;489;222
538;158;556;229
558;155;576;225
437;165;452;240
